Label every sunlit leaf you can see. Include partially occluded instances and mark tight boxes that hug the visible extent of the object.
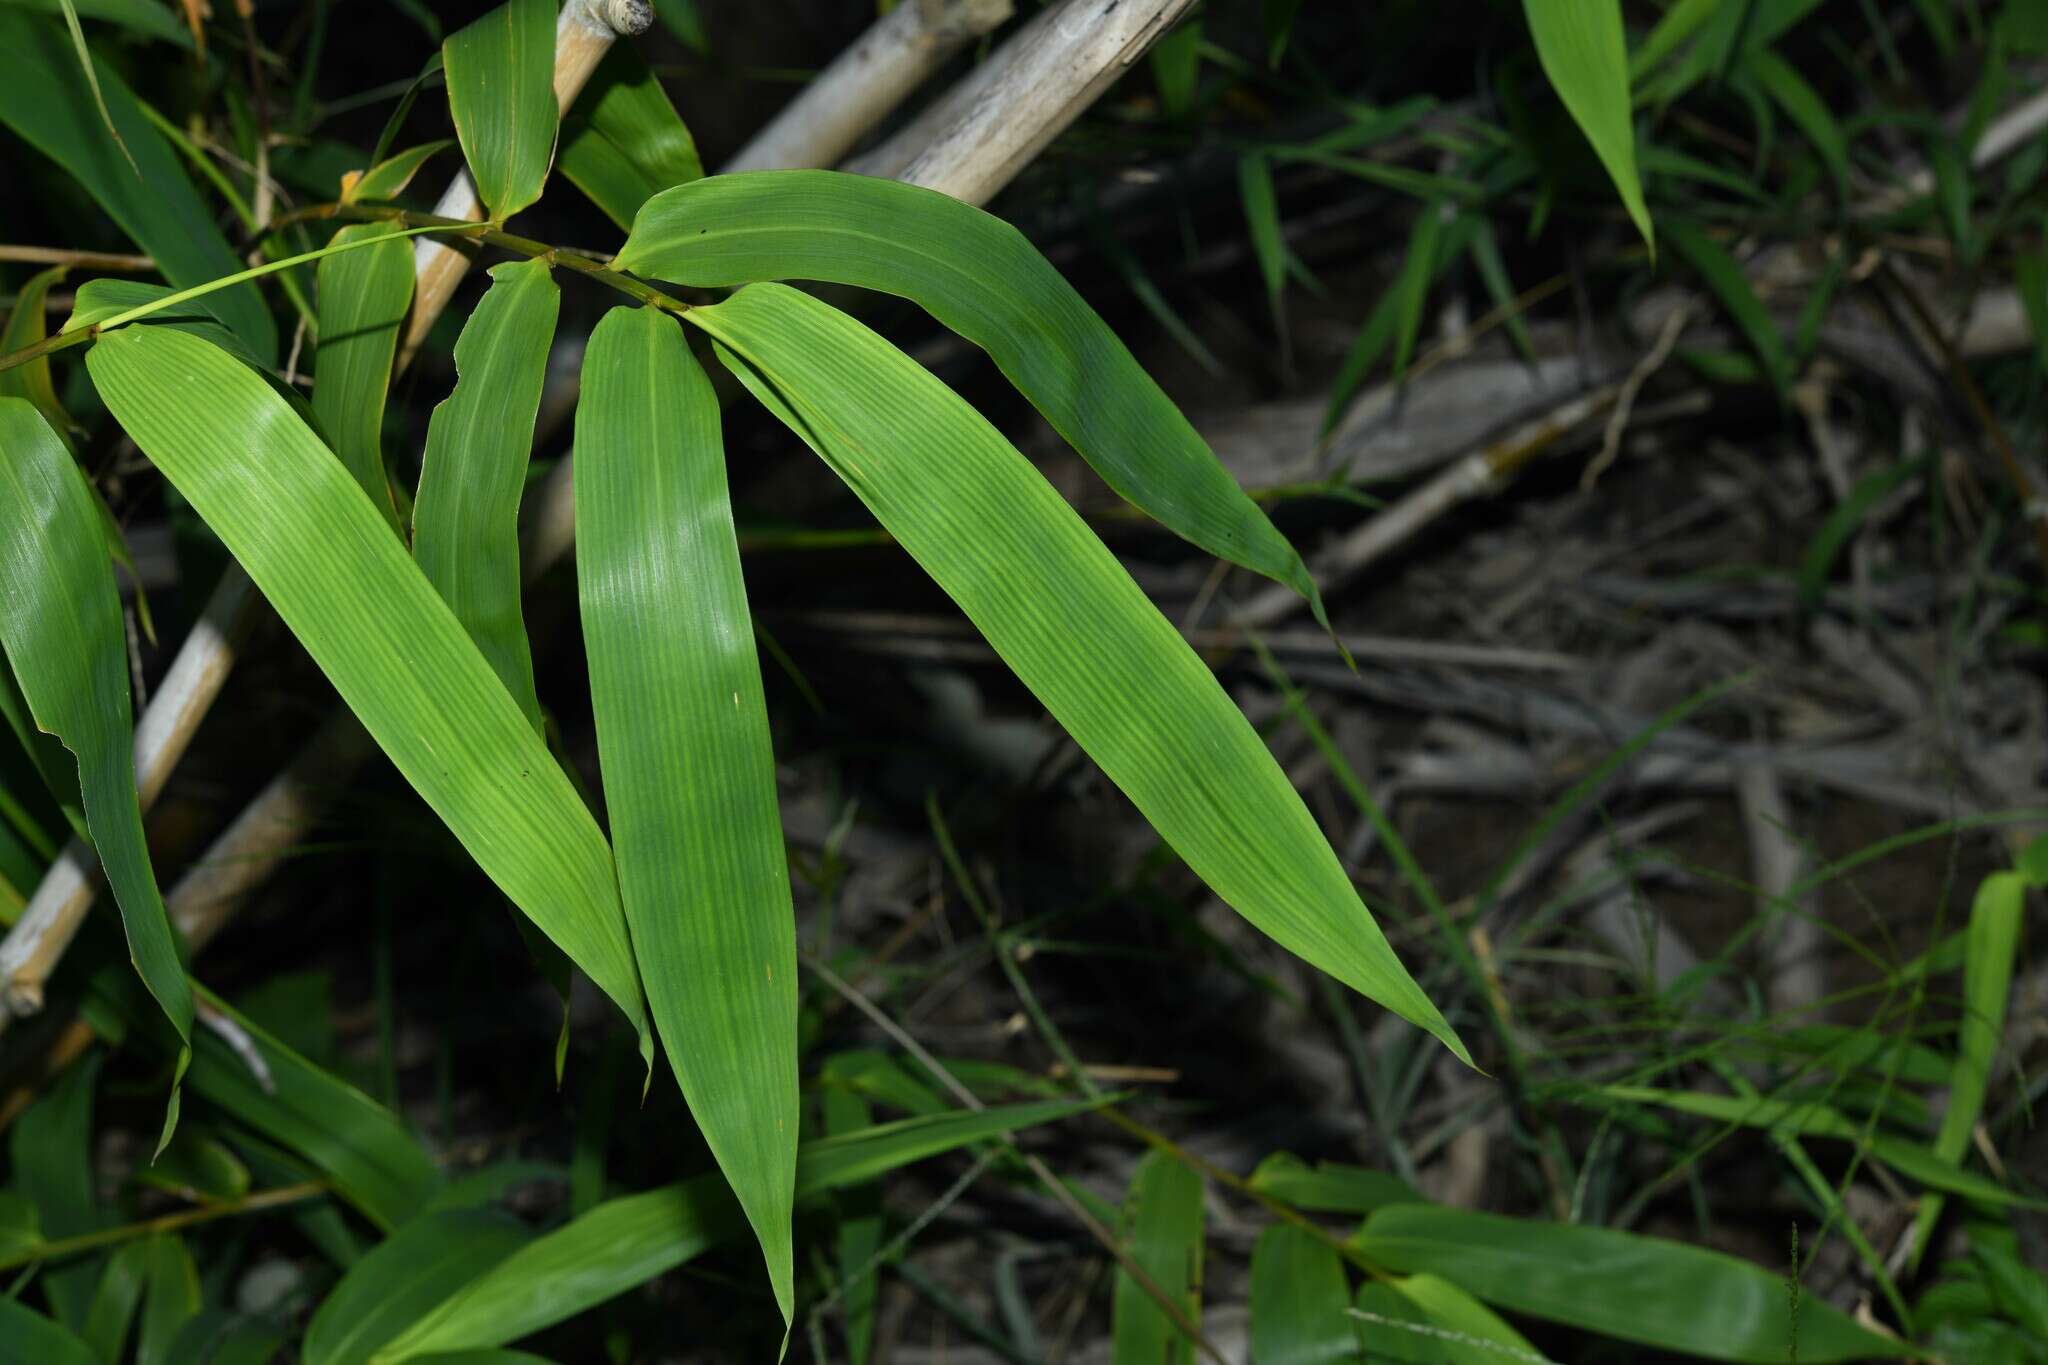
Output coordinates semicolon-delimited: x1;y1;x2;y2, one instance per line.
306;1210;532;1365
691;283;1467;1061
576;304;798;1329
558;45;702;228
612;171;1328;624
1523;0;1653;253
314;223;415;531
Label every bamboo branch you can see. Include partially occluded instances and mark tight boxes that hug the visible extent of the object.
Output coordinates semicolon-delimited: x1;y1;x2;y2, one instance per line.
0;0;649;1032
722;0;1013;174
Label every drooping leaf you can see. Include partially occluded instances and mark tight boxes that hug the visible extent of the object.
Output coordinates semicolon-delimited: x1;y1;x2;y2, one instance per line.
1249;1224;1354;1365
1356;1205;1903;1362
305;1210;532;1365
0;400;192;1145
313;223;414;530
0;264;72;431
611;172;1328;623
1111;1149;1205;1365
1910;870;2029;1262
576;305;798;1329
11;1051;104;1328
0;1297;97;1365
84;326;653;1074
1522;0;1653;253
412;258;559;730
63;281;272;378
0;11;274;359
443;0;557;220
376;1099;1104;1360
557;44;703;228
692;283;1467;1062
1665;220;1789;398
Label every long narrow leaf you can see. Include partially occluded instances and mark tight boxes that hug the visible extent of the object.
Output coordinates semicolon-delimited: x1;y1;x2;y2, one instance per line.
611;172;1327;622
306;1210;532;1365
0;400;192;1144
1666;220;1790;398
443;0;556;220
1523;0;1653;252
576;305;798;1328
84;326;653;1073
1357;1205;1902;1362
1111;1149;1205;1365
690;283;1466;1062
376;1099;1103;1360
412;258;559;730
0;265;73;431
1249;1224;1353;1365
0;11;273;358
558;45;703;228
10;1052;103;1328
314;223;414;531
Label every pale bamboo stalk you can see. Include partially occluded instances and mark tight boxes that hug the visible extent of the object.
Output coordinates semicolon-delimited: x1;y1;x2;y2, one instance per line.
400;0;654;369
0;0;649;1030
722;0;1012;174
114;0;1192;1010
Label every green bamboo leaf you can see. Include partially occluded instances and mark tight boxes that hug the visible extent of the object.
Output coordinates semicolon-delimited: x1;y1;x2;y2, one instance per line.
1909;870;2029;1263
1390;201;1447;380
1588;1084;2037;1207
306;1210;533;1365
1357;1205;1903;1362
63;281;268;375
0;12;273;359
1149;18;1202;116
1628;0;1721;82
412;258;559;730
443;0;557;220
558;45;703;229
1522;0;1653;253
11;1052;103;1328
346;140;456;204
2;0;192;45
822;1089;881;1365
84;326;653;1076
1111;1149;1205;1365
314;223;415;531
575;305;798;1329
87;974;440;1232
82;1239;150;1365
0;400;192;1145
1353;1273;1547;1364
376;1099;1104;1360
1744;49;1848;198
136;1235;198;1365
0;265;73;431
1249;1224;1354;1365
0;1298;97;1365
1665;220;1789;398
1247;1152;1421;1215
611;171;1327;624
693;283;1467;1062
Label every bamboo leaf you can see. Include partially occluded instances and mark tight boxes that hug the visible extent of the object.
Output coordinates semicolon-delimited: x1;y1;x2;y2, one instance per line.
82;1239;150;1365
376;1099;1104;1361
575;305;798;1328
1111;1149;1205;1365
1249;1224;1353;1365
1356;1205;1903;1362
0;400;192;1146
611;172;1328;624
412;258;559;730
558;45;702;229
0;1298;97;1365
822;1089;881;1365
135;1235;199;1365
443;0;557;220
0;265;73;432
314;223;415;531
1522;0;1653;253
306;1211;532;1365
1744;49;1849;198
1247;1152;1421;1215
345;140;456;205
2;0;193;46
691;283;1466;1062
11;1052;103;1328
1353;1273;1547;1364
0;11;274;359
84;326;653;1076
